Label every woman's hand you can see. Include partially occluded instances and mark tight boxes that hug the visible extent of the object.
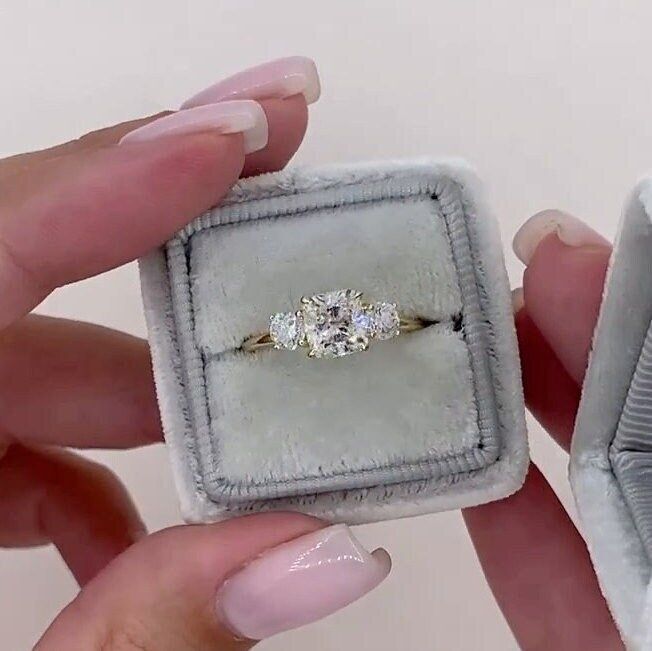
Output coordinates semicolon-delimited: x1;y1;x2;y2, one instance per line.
0;58;391;651
464;211;624;650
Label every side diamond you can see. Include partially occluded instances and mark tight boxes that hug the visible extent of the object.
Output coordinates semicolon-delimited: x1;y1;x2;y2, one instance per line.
269;312;303;350
374;302;400;340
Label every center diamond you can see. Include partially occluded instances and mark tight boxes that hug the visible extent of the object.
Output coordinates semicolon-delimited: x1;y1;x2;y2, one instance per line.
301;289;371;358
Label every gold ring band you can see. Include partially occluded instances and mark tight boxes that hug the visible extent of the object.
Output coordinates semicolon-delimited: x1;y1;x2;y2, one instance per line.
243;315;426;353
241;289;428;360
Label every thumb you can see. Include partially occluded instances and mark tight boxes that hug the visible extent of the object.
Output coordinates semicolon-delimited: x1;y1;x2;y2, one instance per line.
35;513;391;650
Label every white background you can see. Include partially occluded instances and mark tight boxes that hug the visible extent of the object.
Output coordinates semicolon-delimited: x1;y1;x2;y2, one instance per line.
1;1;650;649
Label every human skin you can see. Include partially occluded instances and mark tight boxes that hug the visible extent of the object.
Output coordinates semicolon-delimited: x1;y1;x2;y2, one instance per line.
464;219;624;650
0;56;624;649
0;58;390;651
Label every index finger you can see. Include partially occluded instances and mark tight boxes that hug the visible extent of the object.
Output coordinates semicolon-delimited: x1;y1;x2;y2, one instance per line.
464;212;622;649
515;211;612;448
0;97;311;449
0;123;247;329
0;93;310;329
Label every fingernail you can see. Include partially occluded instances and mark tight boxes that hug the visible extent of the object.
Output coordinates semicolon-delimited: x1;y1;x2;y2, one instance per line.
181;56;321;109
216;524;391;640
119;100;268;154
512;209;609;265
512;287;525;314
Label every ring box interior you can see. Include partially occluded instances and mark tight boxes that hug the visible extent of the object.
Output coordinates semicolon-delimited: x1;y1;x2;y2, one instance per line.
139;160;528;523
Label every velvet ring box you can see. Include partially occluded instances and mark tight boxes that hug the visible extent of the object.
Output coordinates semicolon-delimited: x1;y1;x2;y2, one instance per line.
139;159;529;523
570;177;652;648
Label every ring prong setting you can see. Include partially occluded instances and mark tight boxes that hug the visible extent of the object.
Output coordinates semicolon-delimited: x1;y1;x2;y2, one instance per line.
253;289;409;359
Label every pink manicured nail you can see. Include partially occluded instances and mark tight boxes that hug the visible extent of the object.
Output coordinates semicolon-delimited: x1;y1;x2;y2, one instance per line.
181;56;320;109
216;524;391;640
119;101;268;154
512;209;609;265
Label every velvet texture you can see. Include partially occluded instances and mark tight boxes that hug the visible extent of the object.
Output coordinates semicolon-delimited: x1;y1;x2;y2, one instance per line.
139;159;527;524
571;178;652;650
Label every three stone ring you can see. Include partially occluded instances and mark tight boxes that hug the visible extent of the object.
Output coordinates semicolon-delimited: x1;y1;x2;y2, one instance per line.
242;289;427;359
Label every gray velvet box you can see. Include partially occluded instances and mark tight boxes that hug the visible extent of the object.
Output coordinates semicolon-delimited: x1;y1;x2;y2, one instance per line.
571;177;652;649
139;159;528;524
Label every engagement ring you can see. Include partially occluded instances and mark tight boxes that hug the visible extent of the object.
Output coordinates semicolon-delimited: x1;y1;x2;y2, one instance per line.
243;289;427;359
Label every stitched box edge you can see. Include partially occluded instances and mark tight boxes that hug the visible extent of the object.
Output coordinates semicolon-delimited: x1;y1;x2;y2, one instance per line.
139;159;528;523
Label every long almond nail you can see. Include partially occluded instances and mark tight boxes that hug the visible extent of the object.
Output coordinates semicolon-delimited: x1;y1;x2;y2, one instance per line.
216;524;390;640
119;101;268;154
513;209;609;265
181;56;321;109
